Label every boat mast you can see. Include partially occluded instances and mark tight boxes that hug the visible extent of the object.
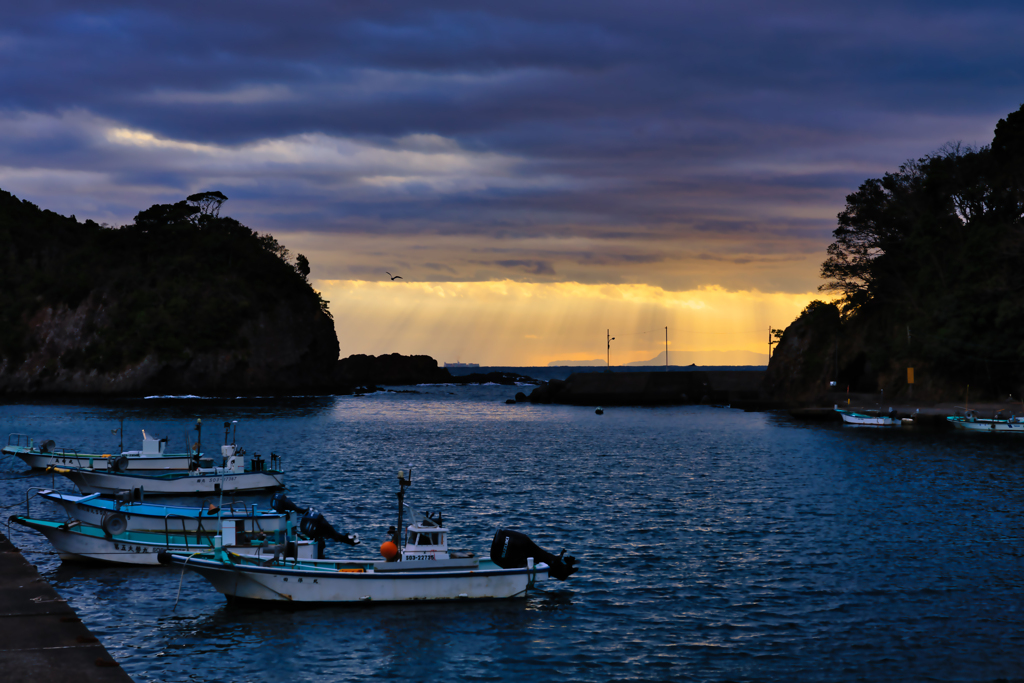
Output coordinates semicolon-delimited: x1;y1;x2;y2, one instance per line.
393;467;412;560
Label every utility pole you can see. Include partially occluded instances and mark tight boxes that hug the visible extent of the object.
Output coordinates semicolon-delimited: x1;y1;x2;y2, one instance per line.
607;329;615;369
665;326;669;371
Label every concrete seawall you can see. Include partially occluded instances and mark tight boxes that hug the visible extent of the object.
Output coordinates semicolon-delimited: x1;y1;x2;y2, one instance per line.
0;532;132;683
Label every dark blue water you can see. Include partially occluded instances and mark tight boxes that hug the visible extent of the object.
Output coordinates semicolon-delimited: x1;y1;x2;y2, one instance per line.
3;386;1024;682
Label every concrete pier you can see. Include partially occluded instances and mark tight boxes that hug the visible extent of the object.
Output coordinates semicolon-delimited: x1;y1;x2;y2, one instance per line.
0;532;132;683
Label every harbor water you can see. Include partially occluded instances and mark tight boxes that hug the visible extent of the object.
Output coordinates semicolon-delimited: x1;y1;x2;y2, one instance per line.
2;385;1023;682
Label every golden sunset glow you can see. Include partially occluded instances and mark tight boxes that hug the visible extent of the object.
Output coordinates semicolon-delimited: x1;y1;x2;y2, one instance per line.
317;279;821;366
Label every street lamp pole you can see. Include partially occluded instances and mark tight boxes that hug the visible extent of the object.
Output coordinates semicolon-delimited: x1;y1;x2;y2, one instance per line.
607;329;615;369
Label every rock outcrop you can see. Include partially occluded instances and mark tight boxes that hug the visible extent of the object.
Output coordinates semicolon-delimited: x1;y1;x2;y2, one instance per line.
335;353;451;387
0;287;339;396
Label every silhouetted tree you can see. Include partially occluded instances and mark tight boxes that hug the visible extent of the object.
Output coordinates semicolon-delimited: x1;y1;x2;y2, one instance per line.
295;253;310;281
818;103;1024;385
186;191;228;224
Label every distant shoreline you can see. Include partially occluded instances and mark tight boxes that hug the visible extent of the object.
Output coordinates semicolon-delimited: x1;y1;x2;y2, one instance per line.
445;365;767;382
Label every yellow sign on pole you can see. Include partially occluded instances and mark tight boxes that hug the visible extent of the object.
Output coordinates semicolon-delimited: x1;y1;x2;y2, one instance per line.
907;367;915;384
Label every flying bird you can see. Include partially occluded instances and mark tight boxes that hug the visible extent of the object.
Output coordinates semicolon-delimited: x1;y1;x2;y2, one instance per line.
387;272;403;281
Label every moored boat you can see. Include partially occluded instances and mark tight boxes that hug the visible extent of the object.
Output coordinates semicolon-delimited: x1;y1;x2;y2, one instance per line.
49;446;284;496
36;489;291;534
947;410;1024;432
5;431;194;470
159;468;578;604
10;515;315;565
835;406;900;426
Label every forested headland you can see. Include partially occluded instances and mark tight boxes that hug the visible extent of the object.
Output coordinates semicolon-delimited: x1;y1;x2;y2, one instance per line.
0;190;340;394
765;104;1024;403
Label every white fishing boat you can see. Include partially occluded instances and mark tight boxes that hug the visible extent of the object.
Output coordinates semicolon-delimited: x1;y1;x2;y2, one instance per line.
835;406;900;426
50;445;284;496
10;515;315;565
36;489;291;534
5;431;194;470
159;468;578;604
947;410;1024;432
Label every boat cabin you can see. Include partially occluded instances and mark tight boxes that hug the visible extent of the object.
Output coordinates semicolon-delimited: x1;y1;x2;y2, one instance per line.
402;521;450;561
221;444;244;472
130;431;168;456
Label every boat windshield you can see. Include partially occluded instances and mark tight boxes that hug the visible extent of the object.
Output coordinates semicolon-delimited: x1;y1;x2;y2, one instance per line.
408;532;440;546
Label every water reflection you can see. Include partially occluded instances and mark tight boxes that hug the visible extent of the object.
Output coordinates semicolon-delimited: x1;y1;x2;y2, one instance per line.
3;390;1024;681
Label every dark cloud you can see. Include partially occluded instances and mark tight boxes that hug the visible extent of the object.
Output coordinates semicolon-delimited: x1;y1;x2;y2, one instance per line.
490;260;556;276
1;1;1023;292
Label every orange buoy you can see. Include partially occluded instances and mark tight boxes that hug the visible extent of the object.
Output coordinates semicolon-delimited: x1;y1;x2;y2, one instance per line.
379;541;398;559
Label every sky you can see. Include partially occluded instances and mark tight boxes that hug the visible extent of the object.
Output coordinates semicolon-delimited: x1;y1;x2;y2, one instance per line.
3;1;1023;366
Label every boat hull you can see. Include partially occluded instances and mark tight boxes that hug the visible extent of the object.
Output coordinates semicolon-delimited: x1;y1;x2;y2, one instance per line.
55;467;285;495
38;490;288;534
12;517;313;566
947;416;1024;432
836;410;899;426
3;446;193;471
165;554;546;603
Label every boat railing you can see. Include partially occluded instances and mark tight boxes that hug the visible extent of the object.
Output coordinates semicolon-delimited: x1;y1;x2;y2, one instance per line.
23;487;51;518
6;433;32;448
223;500;267;535
164;513;203;551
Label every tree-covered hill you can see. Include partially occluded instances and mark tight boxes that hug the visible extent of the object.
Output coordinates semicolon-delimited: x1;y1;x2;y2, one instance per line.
766;104;1024;402
0;190;339;394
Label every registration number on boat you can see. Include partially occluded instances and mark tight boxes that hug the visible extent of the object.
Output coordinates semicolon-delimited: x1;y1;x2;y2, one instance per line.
404;554;435;561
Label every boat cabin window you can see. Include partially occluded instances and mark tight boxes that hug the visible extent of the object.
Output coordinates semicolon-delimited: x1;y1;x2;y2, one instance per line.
408;532;440;546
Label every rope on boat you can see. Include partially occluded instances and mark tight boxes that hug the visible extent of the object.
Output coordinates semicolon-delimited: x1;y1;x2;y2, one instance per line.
172;552;203;611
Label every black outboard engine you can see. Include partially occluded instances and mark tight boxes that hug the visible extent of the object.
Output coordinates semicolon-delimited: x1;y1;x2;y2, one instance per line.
299;508;360;558
490;529;578;581
270;492;309;515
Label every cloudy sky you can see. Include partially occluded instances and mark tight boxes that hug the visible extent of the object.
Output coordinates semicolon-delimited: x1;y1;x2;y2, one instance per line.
3;1;1022;365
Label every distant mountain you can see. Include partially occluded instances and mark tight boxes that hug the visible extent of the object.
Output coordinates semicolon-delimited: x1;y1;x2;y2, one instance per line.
548;359;606;367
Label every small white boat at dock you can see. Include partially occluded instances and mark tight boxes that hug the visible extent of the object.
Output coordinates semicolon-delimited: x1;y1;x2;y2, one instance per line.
50;445;284;496
160;468;578;604
11;515;314;565
36;489;290;534
947;410;1024;432
5;431;194;471
835;406;900;426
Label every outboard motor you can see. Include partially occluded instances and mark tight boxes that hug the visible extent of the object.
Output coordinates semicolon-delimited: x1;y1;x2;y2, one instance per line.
490;529;578;581
270;492;308;515
299;508;360;558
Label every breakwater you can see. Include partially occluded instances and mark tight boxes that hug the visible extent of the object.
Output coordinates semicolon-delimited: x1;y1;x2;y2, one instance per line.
0;532;130;683
525;370;766;406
